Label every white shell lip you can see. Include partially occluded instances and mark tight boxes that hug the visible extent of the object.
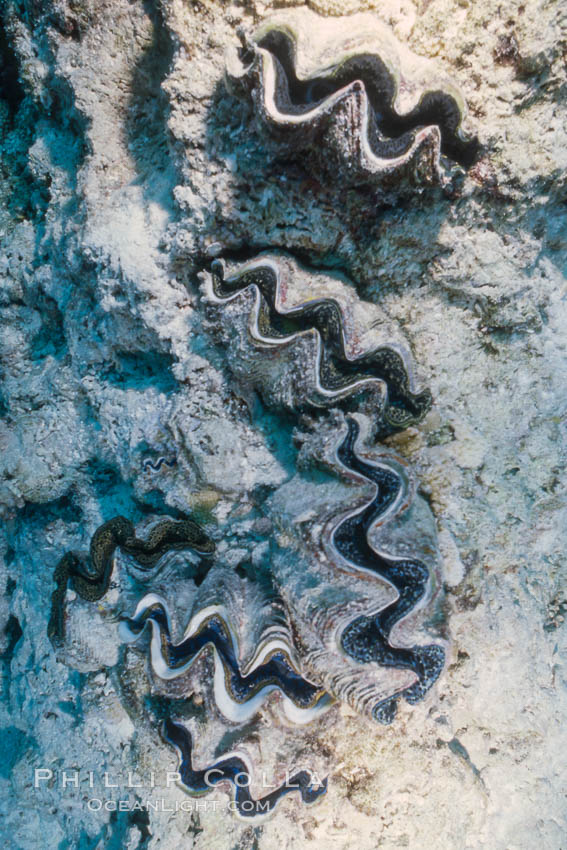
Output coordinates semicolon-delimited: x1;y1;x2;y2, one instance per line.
255;51;444;177
204;252;430;430
120;594;333;726
225;7;475;184
250;8;468;125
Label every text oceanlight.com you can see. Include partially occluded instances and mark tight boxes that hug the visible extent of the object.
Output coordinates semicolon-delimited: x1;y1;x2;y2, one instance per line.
88;799;234;813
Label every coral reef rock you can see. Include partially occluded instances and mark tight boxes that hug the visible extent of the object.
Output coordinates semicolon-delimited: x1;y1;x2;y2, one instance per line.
1;0;566;848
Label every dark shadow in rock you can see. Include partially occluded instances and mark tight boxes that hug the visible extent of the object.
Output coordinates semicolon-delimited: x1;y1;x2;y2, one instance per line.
29;292;67;361
0;20;25;120
0;616;24;702
0;724;35;778
0;388;8;417
0;13;88;236
105;807;152;850
80;457;191;525
19;492;82;527
125;0;176;207
99;349;178;393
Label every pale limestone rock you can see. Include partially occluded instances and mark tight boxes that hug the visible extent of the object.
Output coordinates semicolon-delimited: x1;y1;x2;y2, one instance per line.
0;0;565;848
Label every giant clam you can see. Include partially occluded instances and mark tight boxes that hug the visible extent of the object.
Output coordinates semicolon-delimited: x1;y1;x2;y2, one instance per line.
268;411;445;725
326;417;444;723
48;248;446;815
163;718;327;819
225;8;477;190
45;7;471;822
48;515;215;647
120;579;332;725
201;252;431;434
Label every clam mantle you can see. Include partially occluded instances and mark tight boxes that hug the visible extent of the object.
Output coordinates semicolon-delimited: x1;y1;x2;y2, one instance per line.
225;8;477;191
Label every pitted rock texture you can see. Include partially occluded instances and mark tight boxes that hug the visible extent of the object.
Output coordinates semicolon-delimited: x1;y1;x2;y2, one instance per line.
0;1;566;849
